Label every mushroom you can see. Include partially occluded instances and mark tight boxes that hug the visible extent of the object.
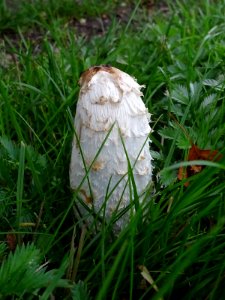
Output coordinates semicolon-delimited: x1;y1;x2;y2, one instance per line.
70;65;152;232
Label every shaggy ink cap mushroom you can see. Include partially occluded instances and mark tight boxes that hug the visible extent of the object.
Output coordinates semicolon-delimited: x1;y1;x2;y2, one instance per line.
70;65;153;233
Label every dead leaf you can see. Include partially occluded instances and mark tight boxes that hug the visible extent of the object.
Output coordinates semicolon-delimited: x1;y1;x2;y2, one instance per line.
6;232;17;250
138;265;158;292
178;144;223;186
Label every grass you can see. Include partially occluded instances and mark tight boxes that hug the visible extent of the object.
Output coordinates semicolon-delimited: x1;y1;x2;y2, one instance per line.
0;0;225;299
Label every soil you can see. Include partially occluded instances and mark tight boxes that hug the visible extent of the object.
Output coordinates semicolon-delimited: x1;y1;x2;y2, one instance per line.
0;1;168;68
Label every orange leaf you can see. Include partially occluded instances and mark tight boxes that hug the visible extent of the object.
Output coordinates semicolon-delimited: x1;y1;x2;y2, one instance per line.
178;144;223;186
188;144;200;161
197;149;222;161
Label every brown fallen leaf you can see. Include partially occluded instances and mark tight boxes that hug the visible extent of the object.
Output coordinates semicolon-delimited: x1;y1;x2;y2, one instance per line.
6;232;17;250
178;144;223;186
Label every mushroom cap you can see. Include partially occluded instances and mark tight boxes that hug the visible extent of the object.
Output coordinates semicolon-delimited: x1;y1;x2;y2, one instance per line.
70;65;153;232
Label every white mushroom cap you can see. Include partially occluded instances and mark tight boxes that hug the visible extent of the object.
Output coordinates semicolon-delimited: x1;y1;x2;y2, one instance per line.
70;65;153;233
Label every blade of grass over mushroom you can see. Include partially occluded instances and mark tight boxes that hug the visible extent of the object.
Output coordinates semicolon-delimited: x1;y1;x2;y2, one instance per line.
72;122;117;212
44;123;115;254
118;128;151;213
102;175;132;229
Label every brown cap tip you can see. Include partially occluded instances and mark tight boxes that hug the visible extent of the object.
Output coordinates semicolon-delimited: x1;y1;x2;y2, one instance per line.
79;65;114;86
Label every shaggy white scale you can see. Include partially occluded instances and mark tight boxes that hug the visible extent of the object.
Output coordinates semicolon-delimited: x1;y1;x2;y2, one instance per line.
70;65;153;232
